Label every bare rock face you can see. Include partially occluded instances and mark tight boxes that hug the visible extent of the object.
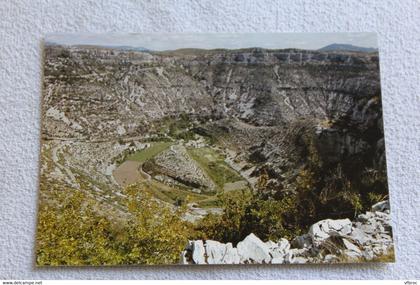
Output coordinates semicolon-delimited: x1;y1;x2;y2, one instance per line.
42;45;381;141
41;45;387;225
180;201;393;264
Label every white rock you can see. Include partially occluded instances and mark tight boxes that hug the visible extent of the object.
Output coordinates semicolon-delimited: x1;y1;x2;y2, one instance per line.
284;248;309;264
309;218;352;246
269;238;291;259
293;257;309;264
222;243;240;264
371;200;389;212
349;227;371;245
278;238;291;252
271;257;285;264
343;249;362;261
343;238;362;254
179;250;189;264
205;240;240;264
205;240;225;264
237;233;271;264
372;244;389;256
191;240;206;264
265;240;277;249
324;254;339;263
362;248;375;260
357;223;377;234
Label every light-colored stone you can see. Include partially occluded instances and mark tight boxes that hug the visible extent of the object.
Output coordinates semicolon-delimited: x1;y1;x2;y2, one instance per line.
205;240;240;264
182;204;393;265
222;243;240;264
278;238;291;252
309;218;352;246
265;240;277;249
191;240;206;264
324;254;339;263
372;200;389;212
285;248;309;264
372;244;389;256
237;233;271;264
179;250;189;264
343;238;362;254
348;227;371;245
343;249;362;261
271;257;285;264
269;238;291;260
362;248;375;260
293;257;309;264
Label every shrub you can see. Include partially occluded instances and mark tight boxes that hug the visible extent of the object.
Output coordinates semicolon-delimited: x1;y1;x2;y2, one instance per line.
193;189;253;244
193;187;302;244
123;183;191;264
36;182;191;266
36;190;123;266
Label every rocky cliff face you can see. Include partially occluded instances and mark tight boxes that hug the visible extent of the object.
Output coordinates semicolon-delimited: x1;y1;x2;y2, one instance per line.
181;201;393;264
41;45;388;227
42;46;380;140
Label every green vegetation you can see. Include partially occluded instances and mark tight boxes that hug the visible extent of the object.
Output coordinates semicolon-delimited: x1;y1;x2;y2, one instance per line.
195;194;223;208
188;147;245;190
193;181;304;244
155;113;196;140
36;182;191;266
126;142;172;163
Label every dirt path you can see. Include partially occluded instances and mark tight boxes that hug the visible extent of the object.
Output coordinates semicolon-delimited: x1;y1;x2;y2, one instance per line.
112;161;145;187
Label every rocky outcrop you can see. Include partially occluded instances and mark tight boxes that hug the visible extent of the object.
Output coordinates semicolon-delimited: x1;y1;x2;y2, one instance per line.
41;44;388;229
309;218;353;246
180;200;393;264
143;144;216;192
42;45;380;141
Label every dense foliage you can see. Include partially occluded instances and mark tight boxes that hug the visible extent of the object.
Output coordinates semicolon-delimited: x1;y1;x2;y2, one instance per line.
192;176;304;244
36;183;191;266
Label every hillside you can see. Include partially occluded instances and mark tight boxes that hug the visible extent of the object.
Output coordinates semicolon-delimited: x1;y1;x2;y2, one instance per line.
38;44;390;263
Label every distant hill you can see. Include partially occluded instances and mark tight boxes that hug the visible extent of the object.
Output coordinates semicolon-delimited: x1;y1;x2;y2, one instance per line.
101;45;151;52
44;41;151;52
318;43;377;53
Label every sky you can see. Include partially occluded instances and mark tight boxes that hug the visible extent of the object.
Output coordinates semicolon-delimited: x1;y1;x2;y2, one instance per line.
45;33;377;51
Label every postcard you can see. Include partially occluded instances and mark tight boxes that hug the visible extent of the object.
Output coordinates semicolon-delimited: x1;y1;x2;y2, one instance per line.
36;33;393;265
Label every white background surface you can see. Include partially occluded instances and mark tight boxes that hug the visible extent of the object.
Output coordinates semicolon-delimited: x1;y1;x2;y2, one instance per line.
0;0;419;280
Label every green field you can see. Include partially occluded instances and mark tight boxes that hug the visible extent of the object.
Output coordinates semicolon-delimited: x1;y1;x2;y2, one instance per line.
123;142;247;208
126;142;172;163
187;147;245;190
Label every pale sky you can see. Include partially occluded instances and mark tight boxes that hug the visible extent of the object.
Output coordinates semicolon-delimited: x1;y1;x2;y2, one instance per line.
45;33;377;51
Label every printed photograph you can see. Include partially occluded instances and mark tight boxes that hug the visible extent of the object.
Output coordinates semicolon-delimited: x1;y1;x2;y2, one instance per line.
36;33;394;266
